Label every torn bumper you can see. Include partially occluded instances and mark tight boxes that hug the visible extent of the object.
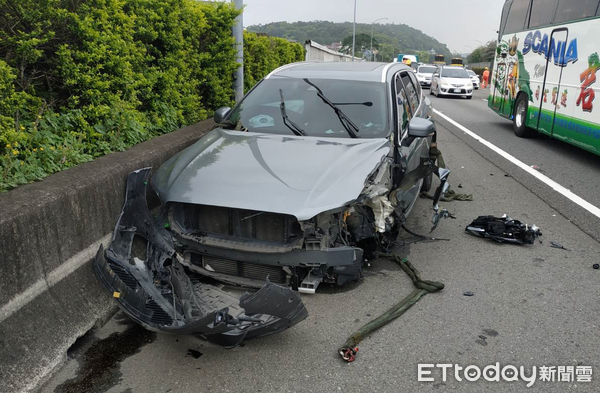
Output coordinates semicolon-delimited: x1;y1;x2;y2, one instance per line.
93;168;307;346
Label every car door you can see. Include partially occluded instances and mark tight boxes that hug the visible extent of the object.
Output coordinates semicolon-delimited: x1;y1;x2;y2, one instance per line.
392;71;429;213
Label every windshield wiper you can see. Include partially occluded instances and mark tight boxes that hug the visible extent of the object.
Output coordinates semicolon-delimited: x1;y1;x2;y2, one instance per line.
303;78;359;138
333;101;373;106
279;89;305;136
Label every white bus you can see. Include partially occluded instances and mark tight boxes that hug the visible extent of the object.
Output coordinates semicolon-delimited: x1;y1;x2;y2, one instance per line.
489;0;600;156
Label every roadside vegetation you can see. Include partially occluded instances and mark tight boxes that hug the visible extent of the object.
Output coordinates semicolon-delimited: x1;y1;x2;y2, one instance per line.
248;21;452;62
0;0;303;191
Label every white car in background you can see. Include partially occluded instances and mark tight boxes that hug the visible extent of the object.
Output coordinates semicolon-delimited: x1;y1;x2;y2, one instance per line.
430;66;473;99
415;64;436;88
467;69;480;89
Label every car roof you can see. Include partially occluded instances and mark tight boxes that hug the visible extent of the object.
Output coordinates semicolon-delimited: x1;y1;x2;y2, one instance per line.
265;61;413;83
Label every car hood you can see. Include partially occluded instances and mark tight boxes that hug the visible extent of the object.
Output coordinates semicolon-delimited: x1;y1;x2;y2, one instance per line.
152;129;391;221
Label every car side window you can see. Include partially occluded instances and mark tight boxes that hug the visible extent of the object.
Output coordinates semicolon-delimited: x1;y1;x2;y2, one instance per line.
394;73;411;136
407;72;421;107
400;73;419;116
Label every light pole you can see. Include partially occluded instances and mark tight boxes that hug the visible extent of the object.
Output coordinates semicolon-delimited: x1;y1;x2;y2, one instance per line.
232;0;243;102
352;0;357;61
370;17;388;61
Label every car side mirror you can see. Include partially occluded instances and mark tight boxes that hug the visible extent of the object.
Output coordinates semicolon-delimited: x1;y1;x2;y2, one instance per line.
214;107;231;124
408;117;435;138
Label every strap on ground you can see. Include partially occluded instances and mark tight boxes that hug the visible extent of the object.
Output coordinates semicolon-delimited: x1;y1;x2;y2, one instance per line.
338;255;444;362
421;188;474;202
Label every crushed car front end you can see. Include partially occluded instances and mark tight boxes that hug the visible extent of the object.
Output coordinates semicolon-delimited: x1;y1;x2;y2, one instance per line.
94;168;308;346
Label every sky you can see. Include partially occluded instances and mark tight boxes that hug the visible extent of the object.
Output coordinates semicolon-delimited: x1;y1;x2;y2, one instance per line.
240;0;506;53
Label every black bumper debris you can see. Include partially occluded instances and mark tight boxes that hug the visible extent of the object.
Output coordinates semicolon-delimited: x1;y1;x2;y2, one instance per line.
93;168;307;346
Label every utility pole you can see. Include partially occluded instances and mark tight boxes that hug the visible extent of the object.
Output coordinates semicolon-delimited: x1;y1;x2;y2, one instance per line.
232;0;244;102
370;17;387;62
352;0;357;61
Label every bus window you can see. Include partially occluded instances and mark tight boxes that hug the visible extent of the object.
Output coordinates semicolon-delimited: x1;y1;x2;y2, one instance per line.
529;0;559;28
554;0;599;22
504;0;531;34
498;0;512;38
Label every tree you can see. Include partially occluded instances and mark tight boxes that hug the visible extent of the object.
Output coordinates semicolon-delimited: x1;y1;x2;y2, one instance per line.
468;41;497;64
341;33;378;56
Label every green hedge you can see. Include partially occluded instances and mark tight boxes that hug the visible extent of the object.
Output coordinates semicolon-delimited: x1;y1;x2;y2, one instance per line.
244;32;305;92
0;0;301;192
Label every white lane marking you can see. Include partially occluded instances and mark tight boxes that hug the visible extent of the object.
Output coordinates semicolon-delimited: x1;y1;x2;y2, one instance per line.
0;234;112;323
433;109;600;219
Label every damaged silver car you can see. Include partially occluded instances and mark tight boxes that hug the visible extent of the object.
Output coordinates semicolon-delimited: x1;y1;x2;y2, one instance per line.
94;62;450;345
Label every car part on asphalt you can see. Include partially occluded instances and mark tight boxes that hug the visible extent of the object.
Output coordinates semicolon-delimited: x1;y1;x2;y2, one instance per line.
463;291;475;296
421;188;474;202
465;215;542;244
593;264;600;270
93;169;308;345
550;241;570;251
338;255;444;362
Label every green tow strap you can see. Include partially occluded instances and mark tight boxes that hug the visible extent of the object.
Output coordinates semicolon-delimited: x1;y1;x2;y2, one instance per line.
421;188;474;202
338;255;444;362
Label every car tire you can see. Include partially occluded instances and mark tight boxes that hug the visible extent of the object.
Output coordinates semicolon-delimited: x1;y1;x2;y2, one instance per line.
513;94;535;138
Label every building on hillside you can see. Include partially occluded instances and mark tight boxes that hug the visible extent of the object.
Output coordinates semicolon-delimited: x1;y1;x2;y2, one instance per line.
304;40;363;62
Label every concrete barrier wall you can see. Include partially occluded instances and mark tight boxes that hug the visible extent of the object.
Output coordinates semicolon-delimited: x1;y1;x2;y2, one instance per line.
304;40;362;62
0;119;214;393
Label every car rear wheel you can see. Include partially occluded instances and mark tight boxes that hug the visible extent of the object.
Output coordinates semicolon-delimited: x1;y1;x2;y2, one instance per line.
513;94;535;138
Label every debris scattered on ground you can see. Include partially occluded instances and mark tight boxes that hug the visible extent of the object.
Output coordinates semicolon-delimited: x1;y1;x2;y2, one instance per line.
400;224;451;244
463;291;475;297
531;165;540;170
421;189;473;202
186;349;203;359
550;241;571;251
490;173;494;176
431;209;456;232
504;174;511;177
593;264;599;270
338;255;444;363
458;183;463;188
465;215;542;244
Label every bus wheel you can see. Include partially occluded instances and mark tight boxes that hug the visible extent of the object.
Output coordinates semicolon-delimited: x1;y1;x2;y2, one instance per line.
513;95;535;138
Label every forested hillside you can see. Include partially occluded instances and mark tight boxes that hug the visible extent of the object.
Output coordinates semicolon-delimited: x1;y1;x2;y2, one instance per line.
247;21;452;62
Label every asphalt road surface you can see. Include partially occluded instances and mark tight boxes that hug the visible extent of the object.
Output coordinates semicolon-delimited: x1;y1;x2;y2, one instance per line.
41;87;600;393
